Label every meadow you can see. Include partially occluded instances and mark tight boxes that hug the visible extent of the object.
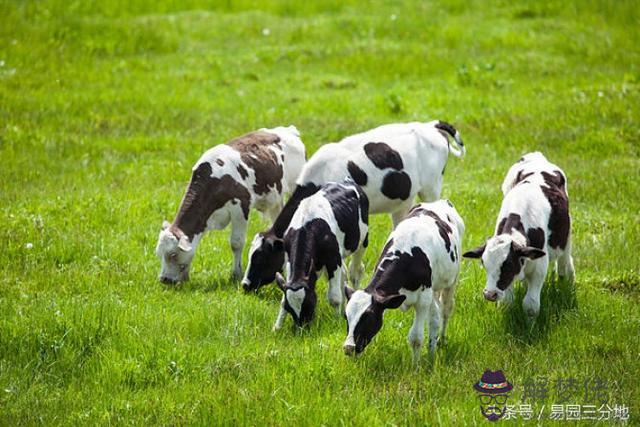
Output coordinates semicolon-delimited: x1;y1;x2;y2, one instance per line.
1;0;639;424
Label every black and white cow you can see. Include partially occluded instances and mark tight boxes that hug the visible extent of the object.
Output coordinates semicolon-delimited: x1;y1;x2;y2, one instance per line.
343;200;464;361
463;152;575;321
155;126;306;284
272;179;369;329
242;120;465;291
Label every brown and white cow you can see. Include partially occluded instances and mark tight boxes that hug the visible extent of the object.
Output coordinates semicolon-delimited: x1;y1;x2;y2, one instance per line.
155;126;305;284
463;152;575;321
242;120;466;291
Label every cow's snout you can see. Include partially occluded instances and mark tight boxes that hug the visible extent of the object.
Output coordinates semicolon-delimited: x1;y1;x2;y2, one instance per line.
160;276;178;285
241;279;255;292
343;344;356;356
483;289;498;302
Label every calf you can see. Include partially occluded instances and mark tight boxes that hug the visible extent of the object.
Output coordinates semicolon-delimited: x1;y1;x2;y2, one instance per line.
343;200;464;361
463;152;575;321
272;179;369;329
242;120;465;291
155;126;305;284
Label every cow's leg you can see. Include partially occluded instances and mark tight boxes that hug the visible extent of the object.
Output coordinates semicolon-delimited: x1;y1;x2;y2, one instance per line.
438;285;456;346
348;247;366;289
327;267;343;314
408;290;431;363
557;236;575;284
273;297;287;331
229;213;248;280
391;203;412;228
427;293;441;353
522;259;548;322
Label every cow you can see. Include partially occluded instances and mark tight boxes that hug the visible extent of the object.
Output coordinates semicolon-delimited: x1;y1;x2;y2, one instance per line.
343;200;464;362
241;120;465;292
463;152;575;322
272;179;369;330
155;126;306;284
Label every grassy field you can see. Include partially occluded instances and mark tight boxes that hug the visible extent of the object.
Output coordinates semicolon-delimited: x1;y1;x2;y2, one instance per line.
1;0;639;424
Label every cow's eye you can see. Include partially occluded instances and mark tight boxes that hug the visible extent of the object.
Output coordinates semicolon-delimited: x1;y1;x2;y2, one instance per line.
179;264;187;271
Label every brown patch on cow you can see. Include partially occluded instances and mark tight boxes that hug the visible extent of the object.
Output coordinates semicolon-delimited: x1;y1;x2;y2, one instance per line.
527;227;545;250
541;170;566;190
228;131;283;195
172;162;251;239
497;213;525;236
540;174;570;249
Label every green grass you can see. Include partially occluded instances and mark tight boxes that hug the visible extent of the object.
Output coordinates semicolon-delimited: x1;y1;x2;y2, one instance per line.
1;0;639;424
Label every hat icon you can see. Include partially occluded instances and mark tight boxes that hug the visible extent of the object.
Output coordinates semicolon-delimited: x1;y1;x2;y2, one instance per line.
473;370;513;394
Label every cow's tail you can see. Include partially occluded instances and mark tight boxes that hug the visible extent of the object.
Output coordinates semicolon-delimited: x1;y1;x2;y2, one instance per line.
435;121;465;158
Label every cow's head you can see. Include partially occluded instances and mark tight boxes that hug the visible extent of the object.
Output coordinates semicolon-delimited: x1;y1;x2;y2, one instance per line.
463;235;545;301
155;221;195;284
275;272;317;327
241;231;285;292
343;287;406;355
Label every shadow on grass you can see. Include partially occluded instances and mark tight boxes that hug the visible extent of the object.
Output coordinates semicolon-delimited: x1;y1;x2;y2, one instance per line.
502;273;578;344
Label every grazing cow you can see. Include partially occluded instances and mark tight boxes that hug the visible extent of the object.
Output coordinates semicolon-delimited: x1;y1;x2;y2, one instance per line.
155;126;306;284
343;200;464;361
242;120;465;291
272;179;369;329
463;152;575;321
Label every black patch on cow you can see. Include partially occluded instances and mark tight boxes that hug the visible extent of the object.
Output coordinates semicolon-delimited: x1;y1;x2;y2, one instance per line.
216;158;224;166
364;142;404;170
236;164;249;180
285;218;341;286
173;162;251;239
515;170;534;186
406;205;427;218
497;243;523;291
450;244;457;263
423;211;453;252
355;182;369;225
228;131;283;195
369;246;432;294
381;171;411;200
497;213;525;236
322;182;365;253
434;121;459;141
363;232;369;248
347;161;368;186
352;305;385;353
540;173;570;249
527;227;545;250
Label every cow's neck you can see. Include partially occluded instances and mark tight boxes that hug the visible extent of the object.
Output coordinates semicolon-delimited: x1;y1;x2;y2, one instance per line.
365;258;403;298
288;229;319;287
271;183;320;237
173;177;211;240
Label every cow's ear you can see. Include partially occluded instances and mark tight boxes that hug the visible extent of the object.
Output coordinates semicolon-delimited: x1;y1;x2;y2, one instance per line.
275;272;286;291
344;286;356;301
376;294;406;309
516;246;546;260
463;244;486;259
162;220;171;230
177;235;192;252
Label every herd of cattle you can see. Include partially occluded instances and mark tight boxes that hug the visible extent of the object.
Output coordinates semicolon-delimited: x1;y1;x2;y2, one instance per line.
155;121;574;361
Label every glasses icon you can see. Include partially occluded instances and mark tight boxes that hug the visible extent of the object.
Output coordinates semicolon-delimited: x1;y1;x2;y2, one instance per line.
478;394;509;405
